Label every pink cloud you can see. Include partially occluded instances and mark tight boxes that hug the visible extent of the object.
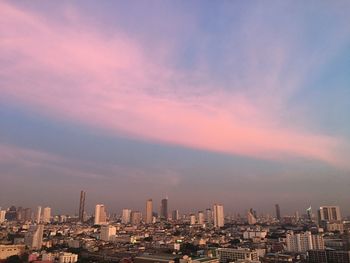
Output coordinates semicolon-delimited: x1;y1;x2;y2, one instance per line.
0;2;345;166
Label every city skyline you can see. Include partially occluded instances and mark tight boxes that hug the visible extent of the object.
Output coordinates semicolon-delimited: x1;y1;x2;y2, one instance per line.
1;1;350;215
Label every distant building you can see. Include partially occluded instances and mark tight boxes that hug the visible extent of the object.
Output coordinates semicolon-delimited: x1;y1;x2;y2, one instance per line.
94;204;107;225
145;199;153;224
0;210;6;223
286;231;324;252
58;252;78;263
172;210;180;221
206;208;213;224
190;214;196;225
122;209;131;224
36;206;42;223
100;225;116;241
213;204;224;228
217;248;259;263
247;209;257;225
131;211;142;225
25;225;44;249
308;249;350;263
0;245;25;260
198;211;205;225
78;190;86;222
160;198;168;220
275;204;281;221
42;207;51;223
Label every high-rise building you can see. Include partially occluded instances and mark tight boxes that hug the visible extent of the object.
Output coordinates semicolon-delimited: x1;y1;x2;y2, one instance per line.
160;198;168;221
306;206;313;221
145;199;153;224
190;214;196;225
286;231;324;252
121;209;131;224
100;225;116;241
42;207;51;223
275;204;281;221
213;204;224;228
78;191;86;222
172;210;179;221
25;225;44;249
94;204;107;225
318;206;342;223
206;208;213;224
36;206;42;223
131;211;142;225
198;211;205;225
247;209;257;225
0;210;6;223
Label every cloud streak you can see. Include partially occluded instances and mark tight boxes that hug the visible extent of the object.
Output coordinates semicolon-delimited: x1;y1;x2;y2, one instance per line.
0;2;347;167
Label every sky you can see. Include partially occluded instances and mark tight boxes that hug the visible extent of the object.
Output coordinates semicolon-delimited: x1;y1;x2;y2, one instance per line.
1;0;350;217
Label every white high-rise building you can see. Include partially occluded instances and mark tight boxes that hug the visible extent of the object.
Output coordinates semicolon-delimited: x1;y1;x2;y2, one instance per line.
190;214;196;225
25;225;44;249
36;206;42;223
286;231;325;252
0;210;6;223
42;207;51;223
247;210;257;225
318;206;342;223
213;204;224;228
198;211;205;225
100;225;117;241
94;204;107;225
145;199;153;224
121;209;131;224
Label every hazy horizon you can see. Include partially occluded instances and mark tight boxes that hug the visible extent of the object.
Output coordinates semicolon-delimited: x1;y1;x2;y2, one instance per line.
1;1;350;216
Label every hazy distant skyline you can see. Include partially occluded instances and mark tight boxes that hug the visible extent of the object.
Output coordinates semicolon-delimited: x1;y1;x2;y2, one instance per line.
1;1;350;215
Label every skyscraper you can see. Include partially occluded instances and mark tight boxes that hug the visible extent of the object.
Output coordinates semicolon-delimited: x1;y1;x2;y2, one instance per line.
25;225;44;249
42;207;51;223
94;204;107;225
145;199;153;224
121;209;131;224
190;214;196;225
247;209;257;225
198;211;205;225
36;206;42;223
0;210;6;223
79;190;86;222
172;210;179;221
206;208;213;224
318;206;342;222
131;211;142;225
275;204;281;221
213;204;224;228
160;197;168;221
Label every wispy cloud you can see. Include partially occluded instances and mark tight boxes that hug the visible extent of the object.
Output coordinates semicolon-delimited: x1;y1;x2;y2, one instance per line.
0;2;347;167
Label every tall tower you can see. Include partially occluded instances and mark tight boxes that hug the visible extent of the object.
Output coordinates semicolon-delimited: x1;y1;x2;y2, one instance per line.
36;206;42;223
160;197;168;221
25;225;44;249
145;199;153;224
79;191;86;222
94;204;107;225
213;204;224;228
121;209;131;224
275;204;281;221
42;207;51;223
